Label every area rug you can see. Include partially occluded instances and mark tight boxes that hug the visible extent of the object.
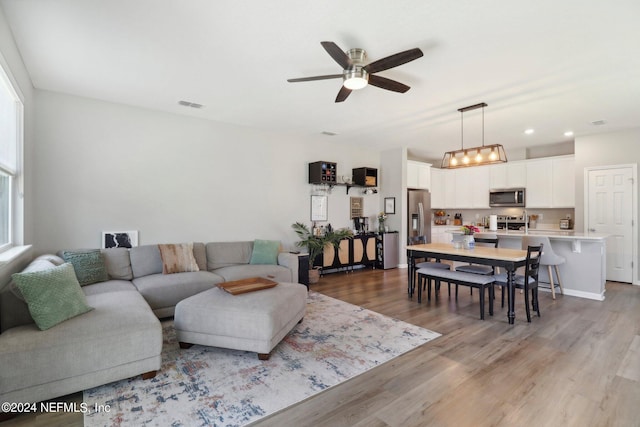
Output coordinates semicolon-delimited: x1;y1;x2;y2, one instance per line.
83;291;440;427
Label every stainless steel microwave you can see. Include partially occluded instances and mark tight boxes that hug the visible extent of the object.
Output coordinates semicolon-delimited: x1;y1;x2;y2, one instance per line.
489;188;526;207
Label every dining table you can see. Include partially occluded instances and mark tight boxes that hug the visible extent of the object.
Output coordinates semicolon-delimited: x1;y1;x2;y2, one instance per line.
407;242;528;324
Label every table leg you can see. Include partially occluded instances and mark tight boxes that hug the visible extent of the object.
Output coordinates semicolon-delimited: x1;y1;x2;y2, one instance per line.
507;268;516;324
408;253;415;298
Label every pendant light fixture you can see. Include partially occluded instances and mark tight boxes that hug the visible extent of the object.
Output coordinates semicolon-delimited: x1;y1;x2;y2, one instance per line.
441;102;507;168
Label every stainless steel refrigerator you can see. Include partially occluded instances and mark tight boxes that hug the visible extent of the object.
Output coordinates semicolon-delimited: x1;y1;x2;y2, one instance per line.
407;189;431;244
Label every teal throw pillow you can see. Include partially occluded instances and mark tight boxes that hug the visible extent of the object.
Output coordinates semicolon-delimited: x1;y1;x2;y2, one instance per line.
249;240;280;265
12;263;94;330
62;249;109;286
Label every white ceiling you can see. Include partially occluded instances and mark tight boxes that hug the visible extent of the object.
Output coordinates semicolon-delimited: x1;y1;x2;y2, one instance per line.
2;0;640;161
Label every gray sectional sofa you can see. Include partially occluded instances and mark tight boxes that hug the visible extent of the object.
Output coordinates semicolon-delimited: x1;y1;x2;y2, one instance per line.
0;241;300;411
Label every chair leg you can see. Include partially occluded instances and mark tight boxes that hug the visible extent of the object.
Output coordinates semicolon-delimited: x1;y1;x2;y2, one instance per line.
489;285;494;316
533;287;540;316
523;285;531;322
479;286;485;320
554;265;564;295
548;265;556;299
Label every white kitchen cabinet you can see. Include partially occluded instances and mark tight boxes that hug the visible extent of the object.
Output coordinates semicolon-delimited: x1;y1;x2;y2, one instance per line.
443;169;457;208
407;161;432;189
489;161;526;189
526;159;553;208
551;156;575;207
453;167;490;208
430;167;445;208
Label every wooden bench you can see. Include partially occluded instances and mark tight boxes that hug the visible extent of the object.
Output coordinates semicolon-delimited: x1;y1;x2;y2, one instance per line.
416;267;495;320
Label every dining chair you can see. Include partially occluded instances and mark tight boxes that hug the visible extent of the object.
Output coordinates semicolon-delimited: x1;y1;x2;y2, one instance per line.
493;244;543;322
408;235;450;297
522;235;564;299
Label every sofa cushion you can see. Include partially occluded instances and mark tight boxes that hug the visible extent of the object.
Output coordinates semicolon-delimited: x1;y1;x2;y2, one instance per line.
249;239;280;265
62;249;109;286
33;254;65;266
132;271;224;313
101;248;133;280
0;290;161;398
193;242;207;271
81;280;138;296
214;264;293;283
158;243;200;274
11;263;94;331
130;245;163;278
1;259;59;332
206;241;253;270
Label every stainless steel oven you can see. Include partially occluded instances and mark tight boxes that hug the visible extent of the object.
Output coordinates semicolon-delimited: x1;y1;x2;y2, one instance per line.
489;188;526;207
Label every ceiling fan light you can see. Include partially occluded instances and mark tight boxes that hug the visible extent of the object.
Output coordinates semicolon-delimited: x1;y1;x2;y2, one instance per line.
343;67;369;90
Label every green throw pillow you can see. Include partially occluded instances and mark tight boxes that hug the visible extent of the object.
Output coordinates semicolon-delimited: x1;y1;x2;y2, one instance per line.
249;239;280;265
12;263;94;330
62;249;109;286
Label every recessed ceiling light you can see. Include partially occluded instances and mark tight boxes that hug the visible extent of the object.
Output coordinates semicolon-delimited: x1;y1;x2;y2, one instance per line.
564;131;574;137
524;129;535;135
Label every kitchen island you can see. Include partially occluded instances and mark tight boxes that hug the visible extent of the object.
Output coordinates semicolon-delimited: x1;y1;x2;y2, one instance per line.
494;230;608;301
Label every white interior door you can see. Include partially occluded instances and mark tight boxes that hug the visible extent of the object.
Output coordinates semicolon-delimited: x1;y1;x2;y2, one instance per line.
586;166;634;283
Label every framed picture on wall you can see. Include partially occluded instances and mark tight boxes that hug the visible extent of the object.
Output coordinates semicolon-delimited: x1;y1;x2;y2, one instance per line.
102;230;138;249
310;195;328;221
384;197;396;214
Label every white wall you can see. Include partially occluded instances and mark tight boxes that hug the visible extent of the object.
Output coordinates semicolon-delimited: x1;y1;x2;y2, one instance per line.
33;90;381;254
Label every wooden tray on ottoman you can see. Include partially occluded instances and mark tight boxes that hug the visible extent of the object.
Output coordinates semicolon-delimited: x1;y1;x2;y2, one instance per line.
218;277;278;295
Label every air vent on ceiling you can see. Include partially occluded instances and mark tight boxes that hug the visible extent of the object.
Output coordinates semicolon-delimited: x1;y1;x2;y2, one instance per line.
321;131;337;136
178;100;204;109
591;119;607;126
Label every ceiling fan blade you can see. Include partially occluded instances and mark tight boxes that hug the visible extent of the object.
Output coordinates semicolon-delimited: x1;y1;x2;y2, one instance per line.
287;74;343;83
368;75;410;93
363;48;423;74
321;41;352;69
335;86;352;103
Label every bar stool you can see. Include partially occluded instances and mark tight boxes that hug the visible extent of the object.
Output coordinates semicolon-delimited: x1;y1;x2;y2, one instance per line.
522;235;564;299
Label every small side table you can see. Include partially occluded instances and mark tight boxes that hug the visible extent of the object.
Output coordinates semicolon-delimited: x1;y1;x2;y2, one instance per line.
293;253;309;289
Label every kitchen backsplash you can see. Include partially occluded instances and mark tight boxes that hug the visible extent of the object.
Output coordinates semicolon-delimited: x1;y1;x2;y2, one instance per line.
432;208;575;229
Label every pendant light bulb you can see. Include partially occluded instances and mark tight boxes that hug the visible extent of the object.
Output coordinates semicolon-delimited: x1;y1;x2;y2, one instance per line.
475;149;483;162
450;156;458;166
462;150;470;164
489;148;497;161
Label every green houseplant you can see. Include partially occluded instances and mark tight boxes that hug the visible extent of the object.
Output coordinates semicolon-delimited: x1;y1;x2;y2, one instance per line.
291;222;353;283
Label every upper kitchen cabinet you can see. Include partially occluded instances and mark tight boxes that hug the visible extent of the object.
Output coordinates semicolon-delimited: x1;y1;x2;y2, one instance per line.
489;162;526;189
551;156;575;207
431;167;445;208
454;167;490;208
407;161;432;189
526;159;553;207
525;155;575;208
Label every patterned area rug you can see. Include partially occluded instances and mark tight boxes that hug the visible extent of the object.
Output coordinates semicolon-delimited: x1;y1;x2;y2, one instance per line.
84;291;440;426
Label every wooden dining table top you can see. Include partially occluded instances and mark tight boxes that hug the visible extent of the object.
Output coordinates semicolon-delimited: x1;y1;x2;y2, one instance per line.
407;242;528;262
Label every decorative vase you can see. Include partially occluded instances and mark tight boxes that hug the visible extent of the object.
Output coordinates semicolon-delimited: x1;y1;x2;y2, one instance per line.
308;268;320;284
462;235;475;249
378;221;385;233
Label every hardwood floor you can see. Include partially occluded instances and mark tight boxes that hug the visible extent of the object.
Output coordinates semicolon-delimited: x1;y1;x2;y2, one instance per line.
3;268;639;426
253;268;640;427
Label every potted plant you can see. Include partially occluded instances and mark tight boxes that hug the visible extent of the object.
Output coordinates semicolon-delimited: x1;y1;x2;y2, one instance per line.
291;222;353;284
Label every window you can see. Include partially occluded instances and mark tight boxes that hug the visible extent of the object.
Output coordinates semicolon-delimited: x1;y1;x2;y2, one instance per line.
0;60;23;252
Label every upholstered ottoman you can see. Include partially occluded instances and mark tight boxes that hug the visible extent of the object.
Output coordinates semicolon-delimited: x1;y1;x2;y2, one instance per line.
174;282;307;360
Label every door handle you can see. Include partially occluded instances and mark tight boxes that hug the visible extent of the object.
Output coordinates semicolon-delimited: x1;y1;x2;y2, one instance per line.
589;228;596;232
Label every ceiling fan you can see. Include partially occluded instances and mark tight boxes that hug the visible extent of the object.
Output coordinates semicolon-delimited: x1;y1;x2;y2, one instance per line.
287;41;423;103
